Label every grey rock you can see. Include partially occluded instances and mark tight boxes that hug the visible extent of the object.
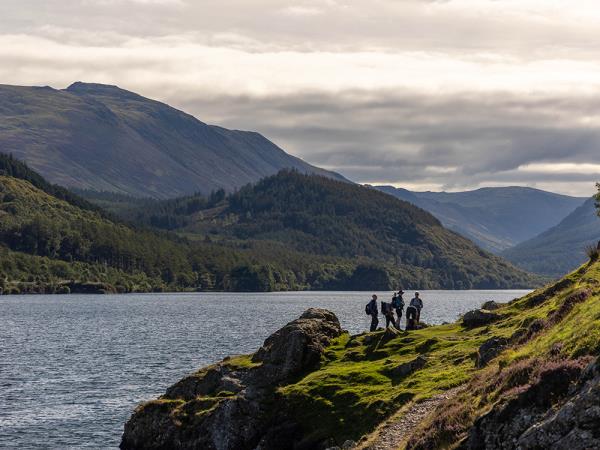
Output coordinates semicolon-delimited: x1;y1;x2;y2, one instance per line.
389;356;428;378
477;337;509;368
462;309;502;328
460;357;598;450
481;301;502;311
516;359;600;449
121;308;343;450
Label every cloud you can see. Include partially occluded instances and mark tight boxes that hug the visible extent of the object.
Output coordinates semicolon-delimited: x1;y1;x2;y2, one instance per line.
172;89;600;196
1;0;600;195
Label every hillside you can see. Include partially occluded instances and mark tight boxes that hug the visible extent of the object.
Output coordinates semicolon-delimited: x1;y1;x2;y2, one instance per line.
0;155;368;293
377;185;585;253
0;82;344;198
122;256;600;449
502;197;600;277
135;170;539;289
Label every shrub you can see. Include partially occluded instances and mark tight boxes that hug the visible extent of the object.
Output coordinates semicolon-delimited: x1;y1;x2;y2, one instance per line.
585;243;600;262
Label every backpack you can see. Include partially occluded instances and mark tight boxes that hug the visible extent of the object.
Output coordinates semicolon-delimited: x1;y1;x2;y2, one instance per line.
365;302;372;315
392;296;403;309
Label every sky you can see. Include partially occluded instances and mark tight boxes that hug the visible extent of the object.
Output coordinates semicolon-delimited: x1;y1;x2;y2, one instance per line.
1;0;600;196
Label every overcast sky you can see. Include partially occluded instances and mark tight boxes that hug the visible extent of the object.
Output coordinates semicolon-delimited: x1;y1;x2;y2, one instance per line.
2;0;600;195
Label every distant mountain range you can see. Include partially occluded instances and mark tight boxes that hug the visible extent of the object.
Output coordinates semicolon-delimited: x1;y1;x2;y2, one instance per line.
0;82;344;198
501;197;600;277
376;186;586;253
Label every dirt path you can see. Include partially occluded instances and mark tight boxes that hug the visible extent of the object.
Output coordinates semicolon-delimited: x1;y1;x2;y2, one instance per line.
359;387;461;450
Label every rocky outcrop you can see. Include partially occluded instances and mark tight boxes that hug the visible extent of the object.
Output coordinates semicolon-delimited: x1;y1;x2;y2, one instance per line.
120;308;342;450
476;337;509;368
516;358;600;449
388;356;428;378
462;309;503;328
460;357;598;450
480;301;502;311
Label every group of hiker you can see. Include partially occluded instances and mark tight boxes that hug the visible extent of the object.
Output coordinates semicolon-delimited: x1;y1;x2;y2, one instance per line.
365;290;423;332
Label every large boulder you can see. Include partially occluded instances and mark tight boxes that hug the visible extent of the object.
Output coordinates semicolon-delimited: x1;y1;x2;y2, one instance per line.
121;308;343;450
252;308;342;381
462;309;502;328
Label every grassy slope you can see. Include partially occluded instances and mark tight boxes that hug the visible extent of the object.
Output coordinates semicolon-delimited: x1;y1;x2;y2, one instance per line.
271;258;600;445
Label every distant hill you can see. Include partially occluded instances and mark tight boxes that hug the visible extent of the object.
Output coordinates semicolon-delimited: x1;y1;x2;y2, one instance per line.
376;186;585;253
0;82;345;198
501;197;600;277
130;170;539;289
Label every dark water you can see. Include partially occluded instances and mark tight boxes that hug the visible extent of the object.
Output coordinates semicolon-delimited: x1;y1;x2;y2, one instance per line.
0;290;529;448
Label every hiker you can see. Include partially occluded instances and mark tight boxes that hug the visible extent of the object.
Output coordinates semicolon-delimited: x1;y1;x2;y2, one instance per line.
410;292;424;323
392;290;405;329
381;301;396;328
366;294;379;332
406;304;418;330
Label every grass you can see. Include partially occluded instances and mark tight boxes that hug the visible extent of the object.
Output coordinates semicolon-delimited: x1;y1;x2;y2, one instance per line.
403;260;600;449
276;259;600;445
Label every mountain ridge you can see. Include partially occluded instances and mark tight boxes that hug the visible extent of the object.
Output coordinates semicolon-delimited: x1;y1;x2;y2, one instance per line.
0;82;346;199
376;185;586;253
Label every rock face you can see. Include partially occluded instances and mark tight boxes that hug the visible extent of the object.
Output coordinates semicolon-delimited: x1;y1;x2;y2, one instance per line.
121;308;342;450
461;357;600;450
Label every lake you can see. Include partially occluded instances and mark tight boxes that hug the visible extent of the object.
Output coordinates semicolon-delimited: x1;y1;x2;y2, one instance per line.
0;290;530;448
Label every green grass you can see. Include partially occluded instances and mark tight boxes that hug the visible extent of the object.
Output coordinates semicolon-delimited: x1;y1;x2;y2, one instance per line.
275;259;600;445
403;259;600;449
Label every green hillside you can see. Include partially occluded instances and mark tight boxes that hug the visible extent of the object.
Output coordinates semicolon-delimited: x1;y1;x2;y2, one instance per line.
0;156;363;293
502;197;600;277
111;170;540;289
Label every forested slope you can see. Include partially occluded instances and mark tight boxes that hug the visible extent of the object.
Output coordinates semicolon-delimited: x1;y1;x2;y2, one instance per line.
111;170;539;289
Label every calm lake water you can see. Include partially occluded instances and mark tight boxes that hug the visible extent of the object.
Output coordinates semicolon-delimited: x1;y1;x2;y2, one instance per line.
0;290;530;448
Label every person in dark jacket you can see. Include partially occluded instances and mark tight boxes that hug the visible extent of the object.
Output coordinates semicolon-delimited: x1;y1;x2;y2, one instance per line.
392;290;405;329
381;301;396;328
367;294;379;332
409;292;423;323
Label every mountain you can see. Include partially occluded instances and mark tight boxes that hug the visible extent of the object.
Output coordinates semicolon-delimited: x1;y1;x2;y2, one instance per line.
377;185;586;253
0;82;345;198
501;197;600;277
129;170;539;289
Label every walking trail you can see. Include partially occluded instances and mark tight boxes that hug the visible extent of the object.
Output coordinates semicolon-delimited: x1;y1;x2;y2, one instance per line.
358;387;462;450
